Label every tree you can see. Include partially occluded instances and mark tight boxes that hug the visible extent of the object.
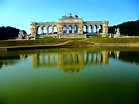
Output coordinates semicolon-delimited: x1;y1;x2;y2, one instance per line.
0;26;20;40
108;20;139;36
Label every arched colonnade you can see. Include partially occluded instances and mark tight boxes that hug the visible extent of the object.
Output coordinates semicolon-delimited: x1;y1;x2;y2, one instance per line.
36;24;105;35
30;14;108;37
37;25;58;35
83;25;103;34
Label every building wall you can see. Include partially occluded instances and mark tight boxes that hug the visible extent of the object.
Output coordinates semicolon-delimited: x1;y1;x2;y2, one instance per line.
30;14;108;37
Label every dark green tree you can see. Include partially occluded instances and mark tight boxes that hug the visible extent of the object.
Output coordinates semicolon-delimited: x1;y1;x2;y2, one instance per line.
0;26;20;40
108;20;139;36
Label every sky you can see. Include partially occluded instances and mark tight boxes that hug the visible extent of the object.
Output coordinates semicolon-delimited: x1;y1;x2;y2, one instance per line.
0;0;139;33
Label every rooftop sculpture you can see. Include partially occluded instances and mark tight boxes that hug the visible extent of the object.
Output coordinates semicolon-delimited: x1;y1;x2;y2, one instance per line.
62;13;79;19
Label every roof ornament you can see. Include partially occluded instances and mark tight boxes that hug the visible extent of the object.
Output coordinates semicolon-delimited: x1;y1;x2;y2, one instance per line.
68;13;73;18
62;13;79;19
75;14;78;18
68;13;72;16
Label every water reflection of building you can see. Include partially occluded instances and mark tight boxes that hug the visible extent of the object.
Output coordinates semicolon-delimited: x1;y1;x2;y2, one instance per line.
58;52;84;72
32;51;109;72
32;54;58;67
20;54;28;59
84;51;108;65
108;51;120;59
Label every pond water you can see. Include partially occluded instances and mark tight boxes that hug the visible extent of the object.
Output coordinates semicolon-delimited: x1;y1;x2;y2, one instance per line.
0;48;139;104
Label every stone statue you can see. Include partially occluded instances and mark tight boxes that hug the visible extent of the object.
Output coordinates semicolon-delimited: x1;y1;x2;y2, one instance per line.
75;15;78;18
18;30;28;39
62;15;67;19
68;13;73;18
117;28;120;33
114;28;120;37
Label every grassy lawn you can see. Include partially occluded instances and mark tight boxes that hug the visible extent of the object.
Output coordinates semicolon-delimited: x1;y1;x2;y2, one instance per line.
86;36;139;43
0;37;68;47
0;36;139;47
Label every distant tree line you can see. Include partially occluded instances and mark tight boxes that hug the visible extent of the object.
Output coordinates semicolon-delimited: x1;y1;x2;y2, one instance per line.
1;20;139;40
0;26;20;40
108;20;139;36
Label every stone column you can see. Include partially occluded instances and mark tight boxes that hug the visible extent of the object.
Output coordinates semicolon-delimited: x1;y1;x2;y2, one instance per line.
30;28;37;36
78;27;80;34
52;27;54;34
102;25;105;34
72;26;74;33
86;26;88;33
105;26;108;34
78;26;83;34
58;26;63;34
41;27;43;35
102;22;108;34
67;27;69;34
30;24;37;36
47;27;49;35
97;26;99;34
91;27;94;34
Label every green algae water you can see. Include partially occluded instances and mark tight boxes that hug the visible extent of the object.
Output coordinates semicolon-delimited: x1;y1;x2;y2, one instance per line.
0;48;139;104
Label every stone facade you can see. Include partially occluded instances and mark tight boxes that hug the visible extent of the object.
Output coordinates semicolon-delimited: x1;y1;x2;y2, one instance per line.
30;13;108;38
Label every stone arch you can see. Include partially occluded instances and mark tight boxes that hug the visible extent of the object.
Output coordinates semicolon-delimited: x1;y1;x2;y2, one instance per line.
48;26;52;34
83;25;88;34
53;25;58;34
63;25;67;34
91;25;94;34
42;26;47;35
37;26;42;35
88;25;93;34
98;25;103;34
69;25;72;34
74;25;78;33
93;25;97;34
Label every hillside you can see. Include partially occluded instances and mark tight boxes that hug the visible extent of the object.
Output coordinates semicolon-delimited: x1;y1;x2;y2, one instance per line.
108;20;139;36
0;26;20;40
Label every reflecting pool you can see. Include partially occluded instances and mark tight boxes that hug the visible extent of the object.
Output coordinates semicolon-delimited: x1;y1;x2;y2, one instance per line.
0;48;139;104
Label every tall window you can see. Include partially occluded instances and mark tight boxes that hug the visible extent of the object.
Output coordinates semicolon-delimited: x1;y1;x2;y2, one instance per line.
74;25;78;33
63;25;67;34
69;25;72;33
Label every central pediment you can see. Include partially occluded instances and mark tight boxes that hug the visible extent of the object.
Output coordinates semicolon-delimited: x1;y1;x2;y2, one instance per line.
58;13;83;23
62;13;79;19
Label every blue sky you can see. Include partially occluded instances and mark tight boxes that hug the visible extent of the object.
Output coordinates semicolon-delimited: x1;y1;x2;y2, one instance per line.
0;0;139;33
